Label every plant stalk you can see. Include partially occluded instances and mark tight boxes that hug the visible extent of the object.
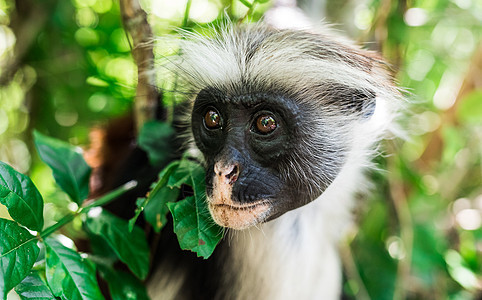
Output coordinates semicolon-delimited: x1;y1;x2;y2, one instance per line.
39;180;138;239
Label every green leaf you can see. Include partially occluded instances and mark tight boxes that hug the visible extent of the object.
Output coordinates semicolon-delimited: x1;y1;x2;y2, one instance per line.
84;209;150;280
168;195;223;259
145;185;180;232
98;265;149;300
0;162;44;231
128;161;180;231
238;0;252;8
0;219;40;299
44;237;104;300
138;121;175;167
143;161;182;232
33;131;91;205
167;159;199;189
15;271;55;300
188;160;206;201
87;232;118;263
158;160;181;188
167;158;223;258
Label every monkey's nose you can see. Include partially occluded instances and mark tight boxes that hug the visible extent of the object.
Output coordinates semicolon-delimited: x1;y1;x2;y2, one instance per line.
214;163;239;185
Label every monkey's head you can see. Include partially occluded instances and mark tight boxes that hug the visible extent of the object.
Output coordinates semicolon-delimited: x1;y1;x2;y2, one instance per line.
192;89;325;229
173;24;400;230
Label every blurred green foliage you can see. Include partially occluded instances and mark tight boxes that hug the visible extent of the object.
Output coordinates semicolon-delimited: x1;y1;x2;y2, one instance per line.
0;0;481;299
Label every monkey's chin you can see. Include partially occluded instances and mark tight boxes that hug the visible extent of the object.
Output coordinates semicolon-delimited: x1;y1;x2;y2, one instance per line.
208;201;271;230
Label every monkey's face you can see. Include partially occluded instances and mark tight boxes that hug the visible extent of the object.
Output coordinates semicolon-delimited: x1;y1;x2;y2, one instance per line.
191;88;345;230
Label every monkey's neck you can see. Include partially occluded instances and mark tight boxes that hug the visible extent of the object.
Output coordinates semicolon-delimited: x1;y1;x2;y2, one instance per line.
223;203;341;300
223;155;366;300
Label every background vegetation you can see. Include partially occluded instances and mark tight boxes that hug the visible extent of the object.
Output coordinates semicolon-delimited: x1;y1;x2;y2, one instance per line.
0;0;481;299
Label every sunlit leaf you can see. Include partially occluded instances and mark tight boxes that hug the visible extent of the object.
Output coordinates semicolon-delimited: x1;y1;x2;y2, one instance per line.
0;162;44;231
85;209;149;280
0;219;40;299
15;271;55;300
44;237;104;300
33;131;91;205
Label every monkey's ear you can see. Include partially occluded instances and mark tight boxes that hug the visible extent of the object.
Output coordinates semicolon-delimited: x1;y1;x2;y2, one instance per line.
323;84;376;118
351;89;376;119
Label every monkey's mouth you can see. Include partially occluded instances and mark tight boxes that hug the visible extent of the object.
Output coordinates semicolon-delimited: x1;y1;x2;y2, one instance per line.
215;201;266;210
208;200;271;230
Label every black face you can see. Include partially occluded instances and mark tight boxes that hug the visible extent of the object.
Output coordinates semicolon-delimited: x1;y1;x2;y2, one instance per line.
191;88;345;229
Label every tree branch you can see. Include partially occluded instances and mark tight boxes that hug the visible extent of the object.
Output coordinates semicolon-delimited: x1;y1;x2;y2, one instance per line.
119;0;159;133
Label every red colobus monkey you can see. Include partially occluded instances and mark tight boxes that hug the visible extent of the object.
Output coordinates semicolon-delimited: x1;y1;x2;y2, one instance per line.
147;23;402;300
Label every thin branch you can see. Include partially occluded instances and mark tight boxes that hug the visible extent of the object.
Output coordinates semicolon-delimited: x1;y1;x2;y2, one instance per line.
40;180;138;239
119;0;159;133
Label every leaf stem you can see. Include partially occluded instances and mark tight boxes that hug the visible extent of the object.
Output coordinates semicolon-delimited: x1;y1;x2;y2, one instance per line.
239;0;252;8
81;180;138;212
39;214;76;239
182;0;193;28
39;180;138;239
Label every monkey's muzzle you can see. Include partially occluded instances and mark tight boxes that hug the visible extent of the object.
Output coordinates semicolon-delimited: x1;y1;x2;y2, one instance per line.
207;162;271;230
208;200;271;230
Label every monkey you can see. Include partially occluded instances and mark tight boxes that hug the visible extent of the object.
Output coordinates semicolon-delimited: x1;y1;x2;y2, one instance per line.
146;22;402;300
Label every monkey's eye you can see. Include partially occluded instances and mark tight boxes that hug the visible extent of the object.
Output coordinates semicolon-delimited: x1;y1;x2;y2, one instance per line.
254;114;277;134
204;108;222;130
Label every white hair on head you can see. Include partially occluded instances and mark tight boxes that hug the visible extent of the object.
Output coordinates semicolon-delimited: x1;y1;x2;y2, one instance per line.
167;21;403;130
